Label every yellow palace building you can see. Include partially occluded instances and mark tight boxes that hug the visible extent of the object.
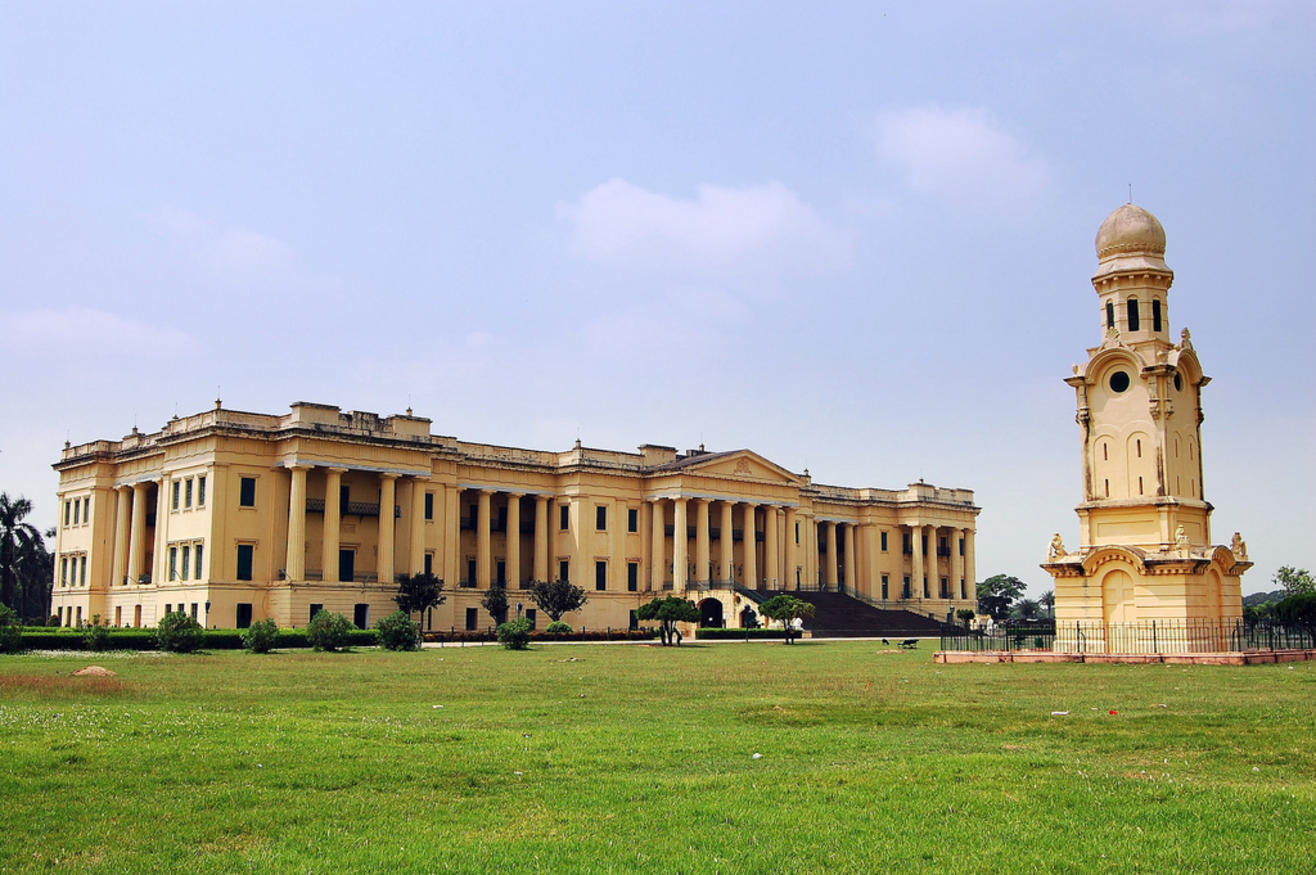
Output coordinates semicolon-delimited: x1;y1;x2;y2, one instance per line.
49;402;979;632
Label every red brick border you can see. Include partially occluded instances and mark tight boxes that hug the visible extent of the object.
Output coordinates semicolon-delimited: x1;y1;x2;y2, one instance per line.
933;649;1316;665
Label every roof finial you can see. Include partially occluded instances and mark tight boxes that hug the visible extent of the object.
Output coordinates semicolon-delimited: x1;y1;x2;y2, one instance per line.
215;386;222;409
1128;182;1133;204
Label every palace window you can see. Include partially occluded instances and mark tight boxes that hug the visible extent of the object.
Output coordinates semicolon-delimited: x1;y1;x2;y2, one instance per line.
83;496;89;523
595;560;607;591
465;607;478;631
309;604;323;623
627;562;638;592
236;604;253;629
1152;299;1163;332
197;476;206;506
80;556;87;586
64;500;71;527
880;530;888;552
596;505;607;531
559;559;570;582
627;508;638;533
181;545;191;581
1106;301;1115;329
236;544;254;581
424;492;434;521
184;478;193;508
72;499;80;525
239;477;257;507
172;480;180;510
881;574;889;599
194;544;204;579
1127;298;1140;331
559;504;569;531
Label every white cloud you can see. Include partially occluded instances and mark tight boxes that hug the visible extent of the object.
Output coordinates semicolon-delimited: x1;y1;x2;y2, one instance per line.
0;307;192;356
557;178;844;269
873;106;1051;211
150;207;294;283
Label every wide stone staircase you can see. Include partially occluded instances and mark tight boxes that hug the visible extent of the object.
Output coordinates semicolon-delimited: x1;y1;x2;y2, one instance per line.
740;588;952;638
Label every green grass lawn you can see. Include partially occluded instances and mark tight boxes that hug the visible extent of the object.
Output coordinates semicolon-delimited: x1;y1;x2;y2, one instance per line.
2;640;1312;872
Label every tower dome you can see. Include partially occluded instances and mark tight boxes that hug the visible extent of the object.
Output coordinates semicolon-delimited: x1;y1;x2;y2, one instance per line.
1093;203;1169;276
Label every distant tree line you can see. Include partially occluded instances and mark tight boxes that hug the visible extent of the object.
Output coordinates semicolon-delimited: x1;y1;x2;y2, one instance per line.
976;573;1053;623
0;494;53;623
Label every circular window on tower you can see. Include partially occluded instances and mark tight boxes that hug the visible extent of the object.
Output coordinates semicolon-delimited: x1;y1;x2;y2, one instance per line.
1174;372;1183;392
1109;371;1131;393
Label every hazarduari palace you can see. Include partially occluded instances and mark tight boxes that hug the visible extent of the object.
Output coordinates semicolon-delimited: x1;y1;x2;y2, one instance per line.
49;407;979;631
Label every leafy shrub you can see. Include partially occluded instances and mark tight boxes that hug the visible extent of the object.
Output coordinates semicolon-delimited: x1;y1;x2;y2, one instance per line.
544;620;574;637
82;615;111;652
376;610;420;651
306;610;354;652
154;611;204;653
0;604;24;653
243;618;279;653
47;614;61;627
496;618;533;650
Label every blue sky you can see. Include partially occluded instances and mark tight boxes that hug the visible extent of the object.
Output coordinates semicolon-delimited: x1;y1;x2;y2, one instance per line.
2;1;1312;595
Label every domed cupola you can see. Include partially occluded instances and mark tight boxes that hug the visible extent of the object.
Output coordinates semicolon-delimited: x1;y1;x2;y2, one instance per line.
1093;203;1171;279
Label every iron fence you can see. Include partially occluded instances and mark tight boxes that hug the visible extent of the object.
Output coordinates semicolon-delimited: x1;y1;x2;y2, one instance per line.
941;619;1316;654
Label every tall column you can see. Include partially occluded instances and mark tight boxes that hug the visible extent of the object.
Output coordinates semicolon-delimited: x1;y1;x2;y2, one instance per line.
476;489;492;587
639;500;653;590
127;482;148;583
950;526;964;601
765;506;780;588
694;499;710;584
505;494;522;587
286;466;309;581
844;523;857;594
784;507;798;589
964;528;977;605
378;473;398;585
534;496;549;583
650;499;666;588
925;524;938;598
908;525;923;600
672;498;688;591
323;467;346;582
152;476;168;584
719;501;734;582
444;487;460;588
824;522;839;589
112;485;130;587
742;503;757;589
808;518;819;587
409;477;426;575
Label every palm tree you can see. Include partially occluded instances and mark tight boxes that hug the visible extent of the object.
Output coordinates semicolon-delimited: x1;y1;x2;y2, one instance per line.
1040;590;1055;619
0;494;44;614
1010;598;1041;621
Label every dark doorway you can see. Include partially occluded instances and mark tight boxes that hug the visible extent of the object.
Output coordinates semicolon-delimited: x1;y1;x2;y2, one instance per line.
236;603;253;629
354;603;369;629
339;549;355;582
699;598;724;628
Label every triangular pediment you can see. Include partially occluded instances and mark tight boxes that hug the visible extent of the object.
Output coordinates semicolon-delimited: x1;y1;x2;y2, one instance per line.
667;449;802;485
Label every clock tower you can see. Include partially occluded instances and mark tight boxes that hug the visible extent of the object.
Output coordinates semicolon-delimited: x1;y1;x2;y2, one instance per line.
1043;204;1249;646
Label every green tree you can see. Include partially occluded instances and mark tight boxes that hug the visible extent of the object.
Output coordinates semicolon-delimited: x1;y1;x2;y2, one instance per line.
1274;593;1316;627
1274;566;1314;597
375;610;421;651
394;572;446;629
1010;598;1041;621
977;574;1026;620
757;594;816;644
154;611;204;653
956;608;975;628
242;618;279;653
635;596;699;646
528;579;588;623
0;603;23;653
481;582;509;625
0;494;43;615
496;617;532;650
306;609;353;652
1040;590;1055;618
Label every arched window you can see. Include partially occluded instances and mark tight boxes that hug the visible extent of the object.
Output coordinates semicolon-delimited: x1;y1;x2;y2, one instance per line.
1102;442;1108;461
1127;298;1140;331
1106;301;1115;329
1152;299;1163;332
1136;439;1142;458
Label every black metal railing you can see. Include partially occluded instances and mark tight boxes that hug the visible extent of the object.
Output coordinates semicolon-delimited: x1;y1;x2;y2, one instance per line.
941;619;1316;654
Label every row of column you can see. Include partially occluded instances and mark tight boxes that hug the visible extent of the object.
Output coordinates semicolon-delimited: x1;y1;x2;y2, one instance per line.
905;523;976;600
650;497;804;590
471;489;555;587
109;480;158;588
